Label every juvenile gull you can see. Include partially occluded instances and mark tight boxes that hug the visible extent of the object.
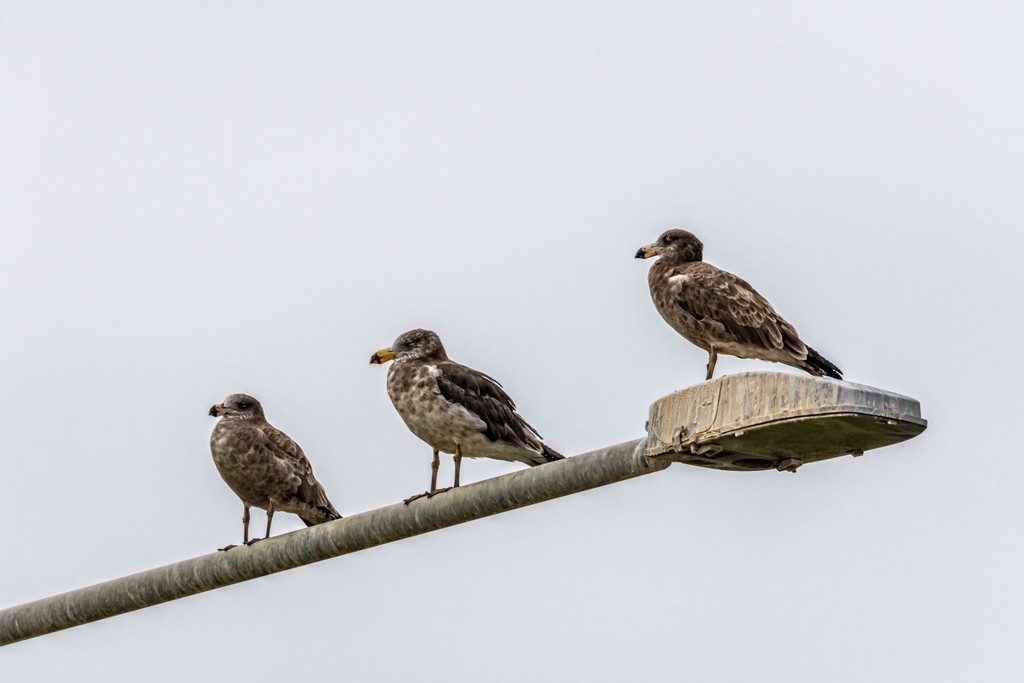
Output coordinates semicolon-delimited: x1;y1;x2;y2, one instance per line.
370;329;564;503
636;229;842;380
209;393;340;549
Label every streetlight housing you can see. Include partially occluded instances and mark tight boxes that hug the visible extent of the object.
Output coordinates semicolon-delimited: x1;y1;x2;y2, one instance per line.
644;372;927;472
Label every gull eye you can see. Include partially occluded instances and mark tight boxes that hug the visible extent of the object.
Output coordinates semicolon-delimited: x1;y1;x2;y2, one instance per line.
237;401;251;410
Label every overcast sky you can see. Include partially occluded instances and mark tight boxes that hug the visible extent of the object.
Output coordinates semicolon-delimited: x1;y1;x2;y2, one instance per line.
2;1;1022;680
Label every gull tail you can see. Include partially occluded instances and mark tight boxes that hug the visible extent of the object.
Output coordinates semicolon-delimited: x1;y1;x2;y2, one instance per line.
300;504;342;527
803;346;843;380
528;443;565;465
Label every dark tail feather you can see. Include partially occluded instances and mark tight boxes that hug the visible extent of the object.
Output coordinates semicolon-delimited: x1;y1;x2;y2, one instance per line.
805;347;843;380
300;505;342;527
532;443;565;464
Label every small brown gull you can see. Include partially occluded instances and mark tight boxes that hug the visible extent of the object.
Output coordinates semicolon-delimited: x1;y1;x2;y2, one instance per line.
636;229;842;380
209;393;340;549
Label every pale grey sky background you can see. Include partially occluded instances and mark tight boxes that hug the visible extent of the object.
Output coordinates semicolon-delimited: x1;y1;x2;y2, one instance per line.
2;1;1021;680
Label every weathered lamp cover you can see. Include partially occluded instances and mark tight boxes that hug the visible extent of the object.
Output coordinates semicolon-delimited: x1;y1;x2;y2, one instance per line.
644;372;926;472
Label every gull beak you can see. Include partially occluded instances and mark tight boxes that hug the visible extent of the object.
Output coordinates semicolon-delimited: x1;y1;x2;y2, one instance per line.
370;347;397;365
209;404;223;417
635;243;660;259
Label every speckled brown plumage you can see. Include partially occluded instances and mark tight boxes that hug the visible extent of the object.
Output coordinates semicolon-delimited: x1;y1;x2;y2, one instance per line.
636;229;842;380
209;394;340;547
371;329;563;501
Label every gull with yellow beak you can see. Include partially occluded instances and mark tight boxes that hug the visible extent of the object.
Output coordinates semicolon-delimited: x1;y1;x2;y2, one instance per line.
636;229;843;380
209;393;341;549
370;328;565;503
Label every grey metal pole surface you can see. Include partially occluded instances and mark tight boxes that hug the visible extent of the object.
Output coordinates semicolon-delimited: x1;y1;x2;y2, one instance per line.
0;439;666;646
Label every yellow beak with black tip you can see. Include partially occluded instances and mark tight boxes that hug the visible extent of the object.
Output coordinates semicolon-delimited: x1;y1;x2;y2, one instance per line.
370;347;396;364
635;243;662;259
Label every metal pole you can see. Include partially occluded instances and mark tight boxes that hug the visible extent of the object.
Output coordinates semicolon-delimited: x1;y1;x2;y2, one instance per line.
0;438;667;646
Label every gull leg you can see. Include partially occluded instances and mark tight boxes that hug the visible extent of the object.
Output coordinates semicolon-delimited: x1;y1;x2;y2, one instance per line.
430;448;439;493
247;501;273;546
405;449;451;505
705;347;718;380
453;443;462;488
219;504;249;552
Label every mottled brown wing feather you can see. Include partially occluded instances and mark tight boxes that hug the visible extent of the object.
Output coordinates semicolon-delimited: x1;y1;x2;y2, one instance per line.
261;425;340;518
672;263;807;356
435;361;541;449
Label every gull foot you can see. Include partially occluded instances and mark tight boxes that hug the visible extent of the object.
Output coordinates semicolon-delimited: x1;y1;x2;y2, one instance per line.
403;487;452;505
218;544;238;552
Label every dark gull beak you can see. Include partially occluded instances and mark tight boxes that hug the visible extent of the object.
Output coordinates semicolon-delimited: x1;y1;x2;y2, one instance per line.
209;404;222;417
635;244;660;259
